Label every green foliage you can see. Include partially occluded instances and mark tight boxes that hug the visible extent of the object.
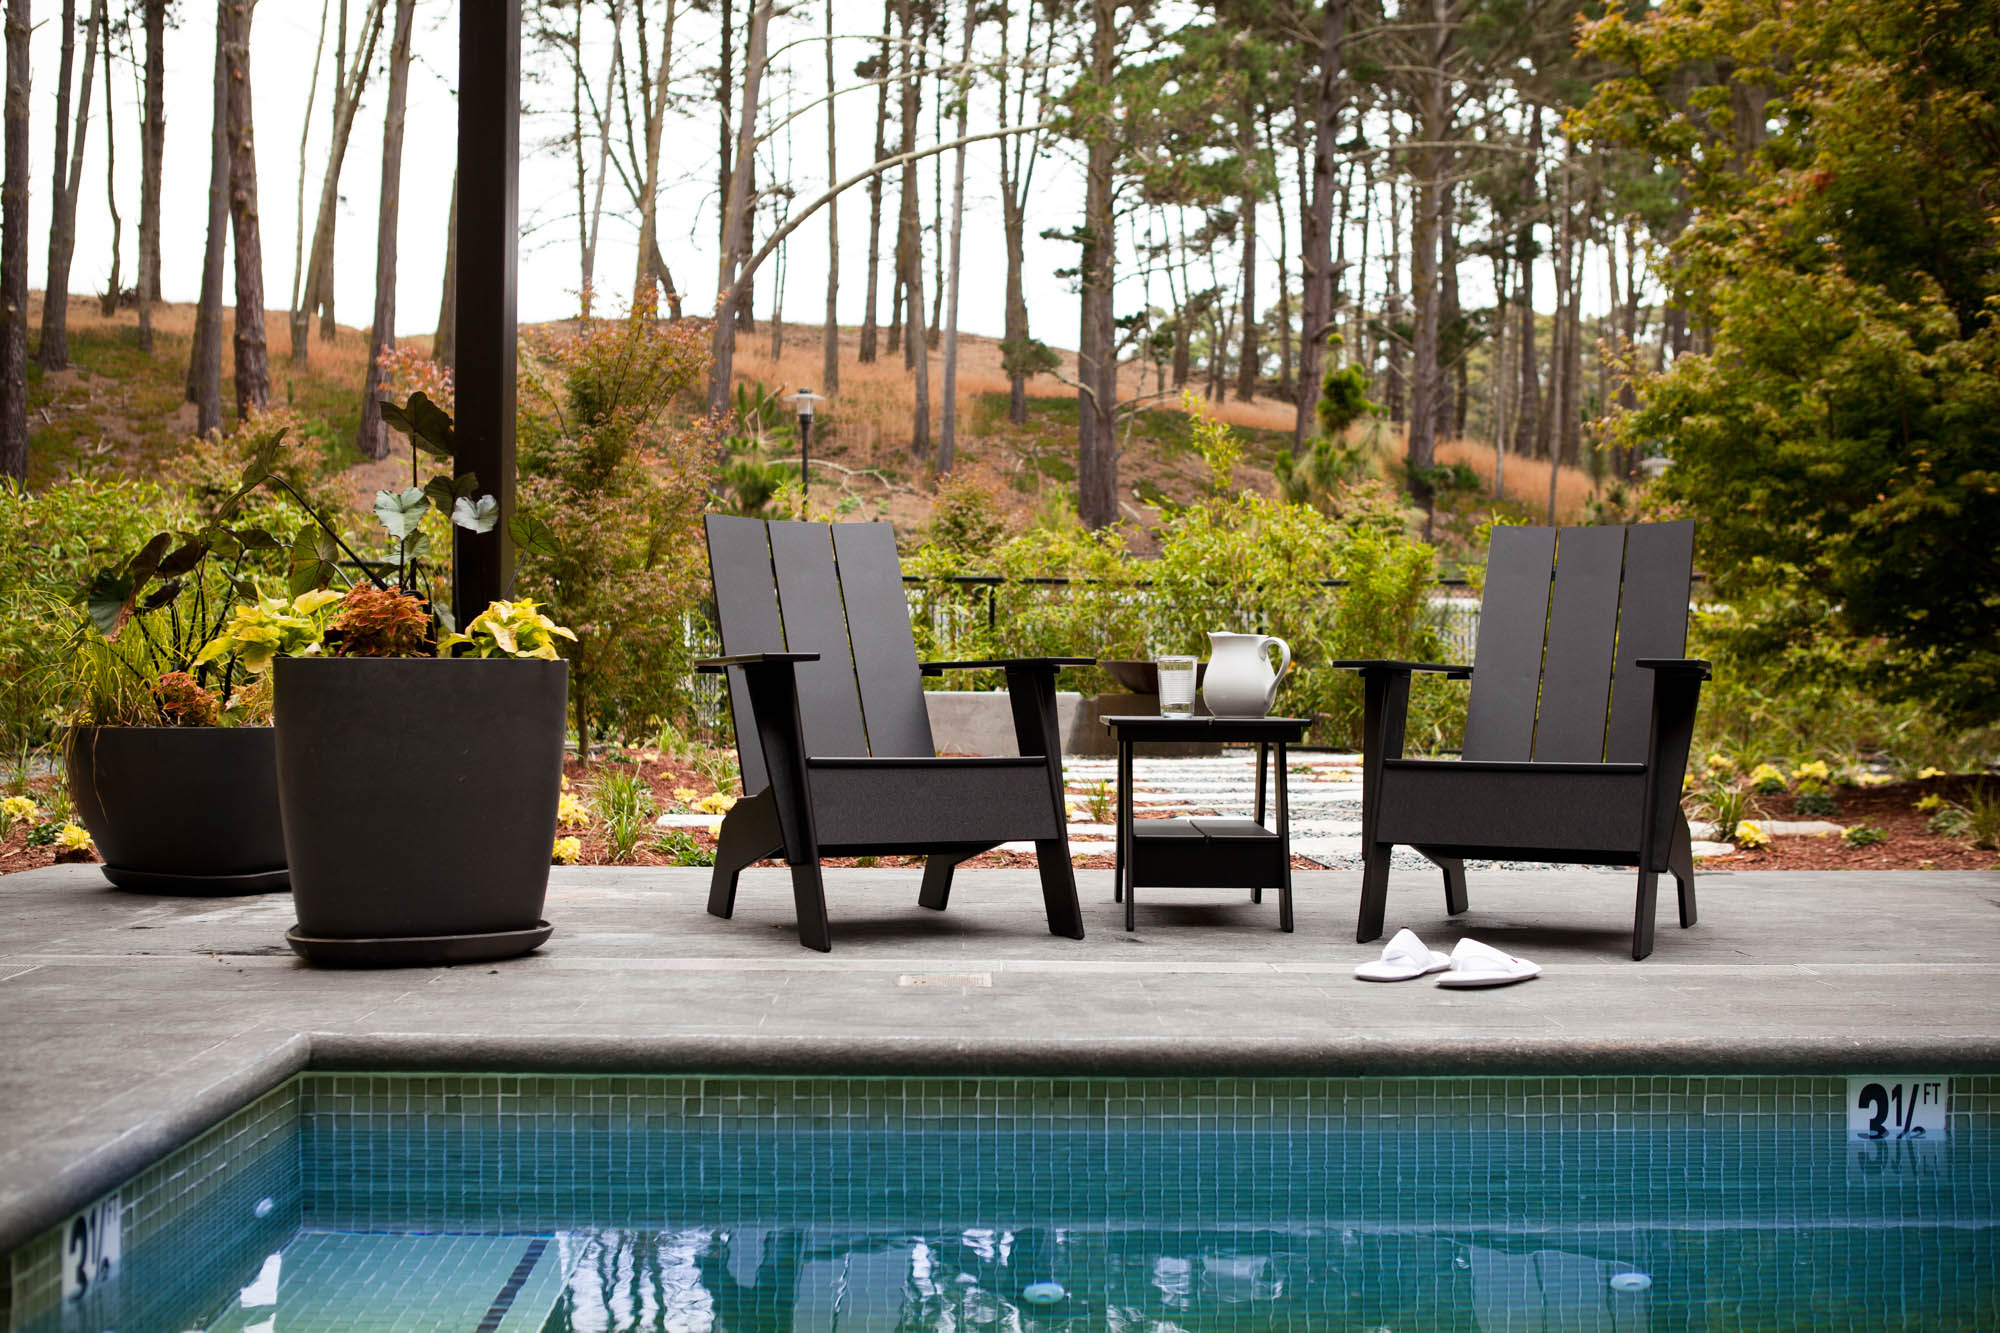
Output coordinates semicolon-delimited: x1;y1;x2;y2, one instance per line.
1841;824;1888;849
1927;804;1972;839
1793;790;1840;817
924;473;1011;558
439;599;578;661
904;410;1454;749
195;589;344;673
514;306;716;755
0;477;192;744
1315;362;1379;440
1000;336;1061;383
593;768;656;864
1581;0;2000;728
652;826;717;867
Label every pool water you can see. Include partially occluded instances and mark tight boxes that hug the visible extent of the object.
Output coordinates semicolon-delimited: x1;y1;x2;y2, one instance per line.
7;1074;1994;1332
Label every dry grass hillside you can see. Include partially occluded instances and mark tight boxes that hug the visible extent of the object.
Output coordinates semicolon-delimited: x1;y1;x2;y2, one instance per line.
23;295;1601;559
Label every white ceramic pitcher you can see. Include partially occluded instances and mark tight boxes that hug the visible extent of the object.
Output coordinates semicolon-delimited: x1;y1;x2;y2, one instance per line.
1201;631;1292;718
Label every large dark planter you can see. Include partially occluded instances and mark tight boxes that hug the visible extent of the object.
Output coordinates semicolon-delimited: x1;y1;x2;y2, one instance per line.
65;725;289;894
273;656;568;966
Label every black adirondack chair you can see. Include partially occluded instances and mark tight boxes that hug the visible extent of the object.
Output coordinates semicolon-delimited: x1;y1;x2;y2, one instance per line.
698;515;1091;951
1335;520;1710;959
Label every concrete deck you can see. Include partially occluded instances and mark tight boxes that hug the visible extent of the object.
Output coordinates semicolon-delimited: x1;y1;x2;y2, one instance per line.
3;862;1996;1254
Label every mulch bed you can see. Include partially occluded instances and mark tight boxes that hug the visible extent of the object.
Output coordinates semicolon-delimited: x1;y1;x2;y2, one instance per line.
6;761;1992;877
1699;775;1999;872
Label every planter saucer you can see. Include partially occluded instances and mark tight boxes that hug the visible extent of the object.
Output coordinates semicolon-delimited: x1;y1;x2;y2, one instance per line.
101;864;290;896
285;921;554;968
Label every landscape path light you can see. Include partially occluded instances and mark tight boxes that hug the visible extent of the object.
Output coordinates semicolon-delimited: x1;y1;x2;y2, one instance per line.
787;388;828;503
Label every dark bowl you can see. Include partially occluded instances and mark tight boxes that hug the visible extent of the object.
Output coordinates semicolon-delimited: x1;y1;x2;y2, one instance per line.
1101;658;1207;695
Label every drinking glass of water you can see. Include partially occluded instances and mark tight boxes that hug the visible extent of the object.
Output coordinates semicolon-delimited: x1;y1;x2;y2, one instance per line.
1156;656;1198;718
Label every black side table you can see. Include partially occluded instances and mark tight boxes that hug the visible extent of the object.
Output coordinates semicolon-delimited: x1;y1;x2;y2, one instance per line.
1103;715;1314;932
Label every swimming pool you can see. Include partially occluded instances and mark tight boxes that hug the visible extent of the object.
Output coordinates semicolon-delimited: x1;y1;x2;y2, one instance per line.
6;1073;1994;1331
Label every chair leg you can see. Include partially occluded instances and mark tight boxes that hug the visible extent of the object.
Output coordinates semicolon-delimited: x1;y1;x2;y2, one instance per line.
707;789;782;921
917;846;995;911
1631;869;1659;960
1357;841;1393;943
1670;812;1698;928
1417;847;1468;916
1034;840;1086;939
791;863;832;953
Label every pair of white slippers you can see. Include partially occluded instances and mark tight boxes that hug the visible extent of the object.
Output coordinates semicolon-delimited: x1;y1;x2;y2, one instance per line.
1355;928;1541;987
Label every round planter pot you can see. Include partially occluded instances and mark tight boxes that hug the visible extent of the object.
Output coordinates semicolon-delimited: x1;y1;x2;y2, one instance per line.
65;725;289;894
273;656;569;967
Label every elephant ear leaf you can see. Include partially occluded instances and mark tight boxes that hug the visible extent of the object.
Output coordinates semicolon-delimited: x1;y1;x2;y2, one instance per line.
508;512;559;556
374;486;431;540
422;476;460;513
288;526;340;596
85;568;136;638
452;494;499;534
406;392;457;458
140;578;185;612
157;538;209;578
125;532;171;593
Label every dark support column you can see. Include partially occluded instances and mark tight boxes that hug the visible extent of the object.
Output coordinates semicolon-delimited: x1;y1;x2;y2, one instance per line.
452;0;520;624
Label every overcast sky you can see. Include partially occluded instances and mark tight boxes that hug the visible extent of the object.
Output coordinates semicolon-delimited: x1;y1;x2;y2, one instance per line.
24;0;1612;348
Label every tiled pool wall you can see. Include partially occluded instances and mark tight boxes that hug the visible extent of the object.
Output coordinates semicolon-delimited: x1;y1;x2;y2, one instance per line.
6;1072;1995;1330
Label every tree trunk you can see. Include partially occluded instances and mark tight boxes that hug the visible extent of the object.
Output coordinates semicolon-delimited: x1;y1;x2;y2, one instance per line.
858;8;889;364
1075;0;1118;529
894;0;920;373
224;0;270;417
579;2;622;316
936;0;973;473
715;0;734;299
286;1;330;358
434;165;457;367
1438;183;1461;442
97;8;118;318
39;0;97;372
135;0;165;353
1296;0;1347;446
1403;0;1452;536
190;6;228;435
0;0;26;483
1272;117;1293;399
819;0;838;393
292;0;388;364
1513;106;1542;457
705;0;770;414
356;0;413;460
1233;108;1259;402
631;0;677;312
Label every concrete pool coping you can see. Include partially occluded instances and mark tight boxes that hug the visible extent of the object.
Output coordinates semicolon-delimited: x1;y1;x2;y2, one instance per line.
3;862;1997;1257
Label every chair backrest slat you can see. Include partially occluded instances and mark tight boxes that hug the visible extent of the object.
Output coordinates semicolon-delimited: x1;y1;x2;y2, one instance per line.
1461;526;1557;761
705;513;787;792
768;522;871;759
1604;519;1696;763
832;524;935;758
1532;524;1629;762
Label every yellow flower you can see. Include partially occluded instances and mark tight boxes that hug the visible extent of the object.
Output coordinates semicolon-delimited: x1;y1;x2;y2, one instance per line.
672;786;700;805
1856;771;1893;788
1734;820;1771;849
551;836;582;865
1917;766;1947;780
1681;773;1695;793
1704;753;1736;776
1790;760;1831;783
1747;763;1787;794
56;823;93;852
692;792;735;815
1;794;37;832
1914;793;1946;812
557;793;591;828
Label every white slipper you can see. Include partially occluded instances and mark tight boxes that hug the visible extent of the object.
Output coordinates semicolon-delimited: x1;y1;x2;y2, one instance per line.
1436;937;1541;987
1355;928;1453;981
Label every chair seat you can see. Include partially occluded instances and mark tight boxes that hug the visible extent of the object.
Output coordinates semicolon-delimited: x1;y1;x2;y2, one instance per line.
1378;758;1649;856
807;755;1064;846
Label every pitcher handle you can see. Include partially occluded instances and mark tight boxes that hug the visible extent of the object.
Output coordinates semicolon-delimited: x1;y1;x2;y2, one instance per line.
1264;632;1296;680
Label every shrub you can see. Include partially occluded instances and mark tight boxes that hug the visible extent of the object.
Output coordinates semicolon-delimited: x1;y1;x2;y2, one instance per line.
1842;825;1887;848
0;477;192;747
513;303;717;757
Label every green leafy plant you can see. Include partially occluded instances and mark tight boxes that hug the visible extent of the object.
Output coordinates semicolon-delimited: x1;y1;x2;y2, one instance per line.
652;827;716;867
1926;805;1972;838
593;769;656;863
1965;787;2000;851
1793;790;1840;817
1699;782;1751;837
195;590;344;674
438;599;578;661
1842;825;1888;849
1085;780;1113;824
324;586;435;658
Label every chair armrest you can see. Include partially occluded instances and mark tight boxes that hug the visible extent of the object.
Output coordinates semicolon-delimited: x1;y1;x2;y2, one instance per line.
1327;659;1473;679
695;651;820;674
919;656;1096;675
1635;657;1713;681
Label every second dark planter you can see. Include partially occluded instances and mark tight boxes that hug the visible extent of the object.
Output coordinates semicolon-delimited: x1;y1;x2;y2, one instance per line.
273;656;569;966
65;725;289;893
